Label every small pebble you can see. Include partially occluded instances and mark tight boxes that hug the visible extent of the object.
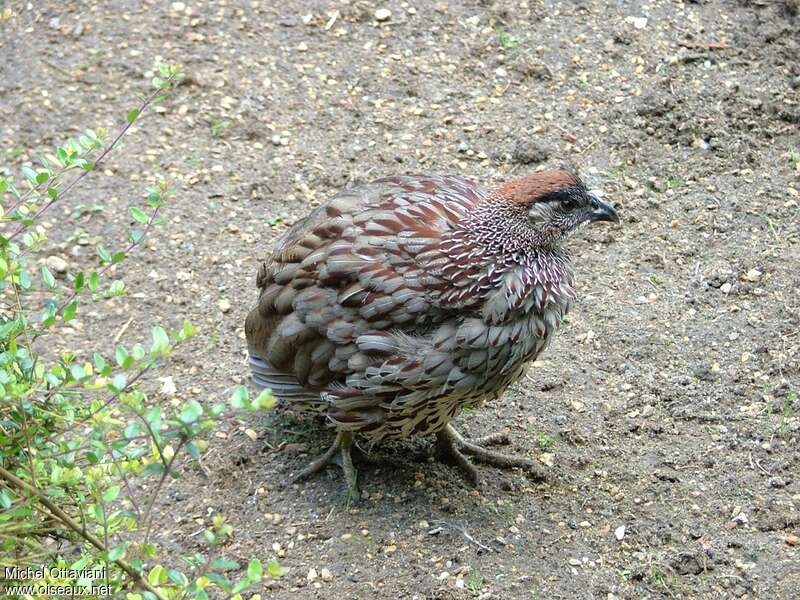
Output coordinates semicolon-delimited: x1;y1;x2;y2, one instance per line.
539;452;555;467
320;568;333;581
374;8;392;21
742;268;762;282
46;255;69;273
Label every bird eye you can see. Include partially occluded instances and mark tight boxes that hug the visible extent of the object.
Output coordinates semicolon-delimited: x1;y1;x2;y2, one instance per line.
560;197;577;211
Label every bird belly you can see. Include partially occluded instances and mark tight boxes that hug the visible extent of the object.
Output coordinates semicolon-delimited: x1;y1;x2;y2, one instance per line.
344;302;569;443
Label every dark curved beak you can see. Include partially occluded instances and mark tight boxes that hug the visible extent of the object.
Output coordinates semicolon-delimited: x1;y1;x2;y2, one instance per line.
588;193;620;224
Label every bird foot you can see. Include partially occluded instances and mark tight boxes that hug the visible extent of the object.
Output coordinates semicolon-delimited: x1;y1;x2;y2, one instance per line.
435;423;547;486
286;431;360;503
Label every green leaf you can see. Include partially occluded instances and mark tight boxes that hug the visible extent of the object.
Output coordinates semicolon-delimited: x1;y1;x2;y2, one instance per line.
88;271;100;292
41;266;56;288
179;399;203;424
74;271;85;291
181;320;198;339
150;325;170;355
247;559;262;582
107;279;126;297
168;569;188;586
210;559;239;571
94;352;109;373
148;565;167;586
103;485;121;502
115;345;131;368
0;489;14;509
62;301;78;321
185;441;201;460
112;373;127;392
112;251;127;263
21;165;38;185
108;544;126;561
141;463;165;477
70;364;85;380
230;386;249;409
41;303;57;326
35;171;49;185
267;558;286;579
127;109;140;123
253;388;277;410
231;577;250;595
96;246;112;263
159;64;171;78
130;206;149;224
47;186;58;199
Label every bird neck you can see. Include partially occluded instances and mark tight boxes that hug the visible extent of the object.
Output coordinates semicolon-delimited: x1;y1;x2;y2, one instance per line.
461;195;567;258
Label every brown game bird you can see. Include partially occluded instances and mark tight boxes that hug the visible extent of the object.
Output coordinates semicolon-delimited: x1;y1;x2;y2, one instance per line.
245;170;618;497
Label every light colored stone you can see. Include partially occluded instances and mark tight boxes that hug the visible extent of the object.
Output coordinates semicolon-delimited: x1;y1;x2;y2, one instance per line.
374;8;392;21
46;255;68;273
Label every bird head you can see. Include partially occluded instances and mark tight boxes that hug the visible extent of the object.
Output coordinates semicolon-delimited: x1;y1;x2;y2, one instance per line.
495;170;619;248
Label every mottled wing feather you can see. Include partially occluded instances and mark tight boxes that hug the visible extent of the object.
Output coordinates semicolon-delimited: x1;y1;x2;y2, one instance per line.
245;175;486;395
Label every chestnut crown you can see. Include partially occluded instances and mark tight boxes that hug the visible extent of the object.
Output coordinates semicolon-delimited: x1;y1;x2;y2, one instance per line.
493;170;619;246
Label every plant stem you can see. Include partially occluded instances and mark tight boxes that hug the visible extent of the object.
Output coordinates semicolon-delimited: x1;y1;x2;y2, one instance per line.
0;465;169;600
5;77;176;240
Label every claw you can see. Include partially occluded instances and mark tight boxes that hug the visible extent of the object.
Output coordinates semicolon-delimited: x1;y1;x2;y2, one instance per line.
434;424;547;485
287;431;360;501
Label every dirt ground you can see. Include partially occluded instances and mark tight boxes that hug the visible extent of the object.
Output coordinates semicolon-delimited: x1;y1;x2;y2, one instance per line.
2;0;800;598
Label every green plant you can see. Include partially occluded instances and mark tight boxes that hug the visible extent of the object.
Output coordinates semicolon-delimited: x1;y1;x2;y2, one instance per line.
0;64;279;599
265;212;289;228
210;120;232;137
497;30;520;50
536;432;555;451
4;143;25;160
788;145;800;170
664;174;683;190
490;499;516;527
768;391;797;440
465;567;484;595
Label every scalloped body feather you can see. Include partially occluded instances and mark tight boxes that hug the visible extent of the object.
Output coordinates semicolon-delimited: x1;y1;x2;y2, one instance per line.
245;174;576;442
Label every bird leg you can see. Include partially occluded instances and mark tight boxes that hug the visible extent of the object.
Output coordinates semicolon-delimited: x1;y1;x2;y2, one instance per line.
288;431;360;502
435;423;546;485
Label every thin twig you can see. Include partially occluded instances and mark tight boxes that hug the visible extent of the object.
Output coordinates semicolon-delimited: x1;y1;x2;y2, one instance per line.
141;437;185;545
0;466;168;600
429;519;495;553
30;204;162;339
5;75;176;238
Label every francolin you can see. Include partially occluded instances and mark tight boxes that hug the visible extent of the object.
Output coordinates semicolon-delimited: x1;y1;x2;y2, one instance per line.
245;171;619;498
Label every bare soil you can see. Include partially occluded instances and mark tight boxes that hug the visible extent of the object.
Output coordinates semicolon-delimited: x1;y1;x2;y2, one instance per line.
2;0;799;598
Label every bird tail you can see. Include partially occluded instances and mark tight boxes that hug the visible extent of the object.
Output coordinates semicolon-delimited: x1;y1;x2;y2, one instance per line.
248;353;317;401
